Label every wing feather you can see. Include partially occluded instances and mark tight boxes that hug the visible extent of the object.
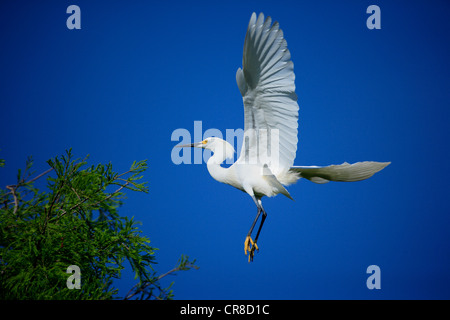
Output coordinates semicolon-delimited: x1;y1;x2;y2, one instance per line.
236;13;299;175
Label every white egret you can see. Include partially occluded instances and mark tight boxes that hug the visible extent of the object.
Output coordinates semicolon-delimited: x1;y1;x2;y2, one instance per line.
178;12;390;262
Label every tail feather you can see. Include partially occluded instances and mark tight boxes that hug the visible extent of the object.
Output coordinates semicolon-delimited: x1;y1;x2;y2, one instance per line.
290;161;390;184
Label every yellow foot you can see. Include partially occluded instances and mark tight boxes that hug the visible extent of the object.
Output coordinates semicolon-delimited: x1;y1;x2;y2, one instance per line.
244;235;259;262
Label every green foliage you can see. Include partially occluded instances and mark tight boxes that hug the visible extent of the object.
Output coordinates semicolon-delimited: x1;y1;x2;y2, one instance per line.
0;149;197;300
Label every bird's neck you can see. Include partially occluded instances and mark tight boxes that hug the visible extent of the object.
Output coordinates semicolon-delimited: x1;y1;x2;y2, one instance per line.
206;151;230;184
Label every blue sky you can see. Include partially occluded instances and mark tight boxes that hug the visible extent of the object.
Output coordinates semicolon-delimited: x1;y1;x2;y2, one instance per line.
1;0;450;299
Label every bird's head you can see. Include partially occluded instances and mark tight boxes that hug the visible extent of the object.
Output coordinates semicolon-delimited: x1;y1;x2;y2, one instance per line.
178;137;235;160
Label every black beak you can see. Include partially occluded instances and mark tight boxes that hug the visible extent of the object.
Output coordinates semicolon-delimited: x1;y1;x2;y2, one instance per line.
176;142;202;148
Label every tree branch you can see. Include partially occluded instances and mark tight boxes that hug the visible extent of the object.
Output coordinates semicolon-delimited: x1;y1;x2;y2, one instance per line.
123;258;197;300
5;185;18;214
2;168;54;205
27;168;53;185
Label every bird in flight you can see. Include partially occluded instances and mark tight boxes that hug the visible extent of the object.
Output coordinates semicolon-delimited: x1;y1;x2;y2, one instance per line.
178;12;390;262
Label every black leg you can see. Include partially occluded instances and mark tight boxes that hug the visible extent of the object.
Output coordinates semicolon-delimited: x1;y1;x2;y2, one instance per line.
245;196;265;262
247;207;262;238
253;208;267;245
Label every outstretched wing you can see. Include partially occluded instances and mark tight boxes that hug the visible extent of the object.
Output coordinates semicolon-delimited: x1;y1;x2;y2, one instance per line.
235;12;299;176
290;161;391;184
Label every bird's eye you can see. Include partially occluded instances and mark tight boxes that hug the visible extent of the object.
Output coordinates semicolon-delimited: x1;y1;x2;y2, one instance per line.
202;140;208;144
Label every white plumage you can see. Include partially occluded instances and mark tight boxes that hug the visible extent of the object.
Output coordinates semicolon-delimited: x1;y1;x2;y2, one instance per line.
178;13;390;262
